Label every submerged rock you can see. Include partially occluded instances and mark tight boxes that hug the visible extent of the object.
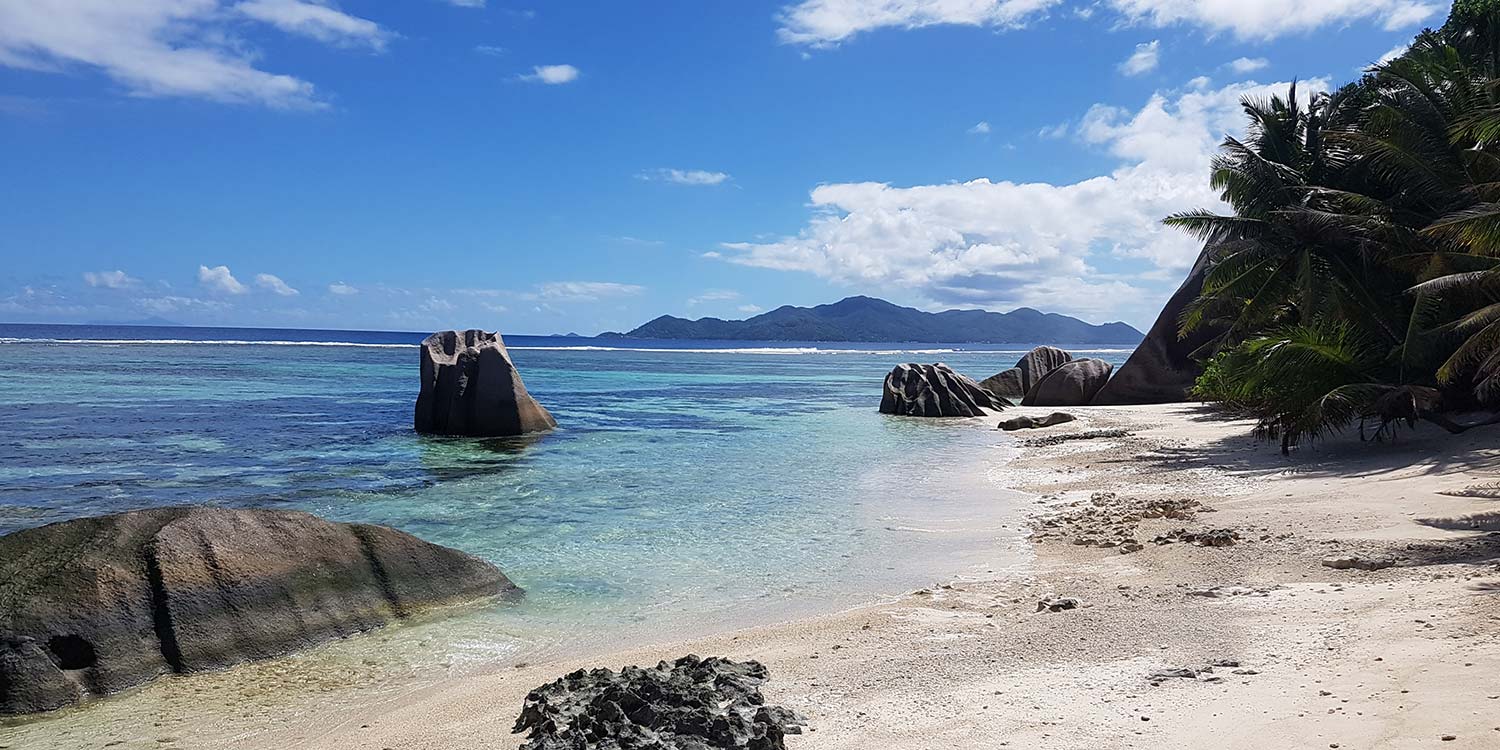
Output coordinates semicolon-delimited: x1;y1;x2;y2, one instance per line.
879;363;1009;417
998;412;1077;431
1023;358;1114;407
415;329;557;437
0;507;518;715
512;655;805;750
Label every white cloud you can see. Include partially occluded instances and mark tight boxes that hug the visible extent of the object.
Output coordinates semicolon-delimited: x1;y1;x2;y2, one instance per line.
474;44;506;55
638;168;731;186
83;270;139;289
519;64;579;84
1228;56;1268;74
1106;0;1438;39
0;0;353;108
328;281;358;295
446;0;486;7
532;281;644;302
233;1;391;51
1377;43;1409;66
716;77;1328;322
254;272;299;296
968;121;992;134
198;264;248;294
776;0;1436;46
1037;122;1069;139
737;304;764;314
687;289;741;306
777;0;1062;46
1120;40;1160;76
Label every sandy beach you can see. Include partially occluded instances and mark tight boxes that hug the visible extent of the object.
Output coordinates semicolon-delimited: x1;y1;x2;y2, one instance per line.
133;404;1485;750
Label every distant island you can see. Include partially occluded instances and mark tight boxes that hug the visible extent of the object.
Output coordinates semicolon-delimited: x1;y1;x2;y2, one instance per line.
601;296;1143;344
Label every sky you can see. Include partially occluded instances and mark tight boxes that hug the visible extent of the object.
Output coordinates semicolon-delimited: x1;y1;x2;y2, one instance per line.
0;0;1440;335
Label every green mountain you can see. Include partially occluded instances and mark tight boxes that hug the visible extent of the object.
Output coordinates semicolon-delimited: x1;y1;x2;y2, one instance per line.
601;296;1142;344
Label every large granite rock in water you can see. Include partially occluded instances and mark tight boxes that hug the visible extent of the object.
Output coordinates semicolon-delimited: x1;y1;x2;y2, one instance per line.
0;507;518;715
980;367;1025;402
1016;346;1074;393
513;655;805;750
1092;248;1221;404
880;363;1009;417
1024;359;1115;407
415;329;557;437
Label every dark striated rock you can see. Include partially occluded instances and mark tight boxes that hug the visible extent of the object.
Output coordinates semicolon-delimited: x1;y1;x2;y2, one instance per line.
1015;346;1074;394
880;363;1010;417
512;655;805;750
1092;248;1222;405
998;412;1077;431
1024;359;1114;407
0;507;518;715
415;329;556;437
980;367;1026;402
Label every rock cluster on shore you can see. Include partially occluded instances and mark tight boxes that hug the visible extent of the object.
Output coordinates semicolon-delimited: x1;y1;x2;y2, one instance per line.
415;329;557;437
879;363;1010;417
0;506;519;715
512;655;804;749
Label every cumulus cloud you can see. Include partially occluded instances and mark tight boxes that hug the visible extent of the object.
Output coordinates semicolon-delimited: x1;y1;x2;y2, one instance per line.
1120;40;1160;76
716;77;1328;322
1377;43;1410;66
1228;56;1269;73
254;272;299;296
737;304;764;314
0;0;398;108
518;64;580;84
1106;0;1438;40
198;264;248;294
328;281;358;295
776;0;1435;46
83;270;139;289
777;0;1062;46
233;1;391;51
532;281;644;302
638;168;731;186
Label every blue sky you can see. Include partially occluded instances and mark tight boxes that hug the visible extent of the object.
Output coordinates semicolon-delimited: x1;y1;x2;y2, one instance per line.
0;0;1439;334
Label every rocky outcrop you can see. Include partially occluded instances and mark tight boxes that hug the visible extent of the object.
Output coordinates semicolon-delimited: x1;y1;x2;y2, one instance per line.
513;655;805;750
1016;346;1074;393
415;330;556;437
1024;359;1114;407
998;412;1077;431
0;507;518;715
880;363;1009;417
1092;248;1222;404
980;368;1025;402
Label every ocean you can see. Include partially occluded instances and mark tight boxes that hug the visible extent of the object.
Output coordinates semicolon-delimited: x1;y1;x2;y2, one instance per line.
0;323;1133;740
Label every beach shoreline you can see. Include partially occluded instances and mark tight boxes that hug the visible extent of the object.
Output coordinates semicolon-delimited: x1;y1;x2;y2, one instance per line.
7;404;1499;749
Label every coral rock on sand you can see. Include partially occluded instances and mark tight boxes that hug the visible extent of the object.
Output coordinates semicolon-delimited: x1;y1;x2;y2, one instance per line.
415;329;557;437
0;507;518;715
998;412;1077;431
880;363;1009;417
1023;358;1115;407
513;655;805;750
1322;555;1396;571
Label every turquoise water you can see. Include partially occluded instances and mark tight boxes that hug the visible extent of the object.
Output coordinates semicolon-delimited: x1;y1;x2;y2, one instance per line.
0;326;1132;731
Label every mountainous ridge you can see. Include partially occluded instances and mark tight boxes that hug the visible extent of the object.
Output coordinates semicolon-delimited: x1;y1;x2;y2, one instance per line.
600;296;1143;344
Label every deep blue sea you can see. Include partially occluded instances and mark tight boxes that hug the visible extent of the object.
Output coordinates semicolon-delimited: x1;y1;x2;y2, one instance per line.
0;323;1133;740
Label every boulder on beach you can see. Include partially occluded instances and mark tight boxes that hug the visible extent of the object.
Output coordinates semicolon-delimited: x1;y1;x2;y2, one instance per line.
1092;248;1222;405
998;412;1077;431
415;329;557;437
1024;359;1114;407
880;363;1009;417
980;367;1026;402
513;655;805;750
0;506;519;715
1016;346;1074;393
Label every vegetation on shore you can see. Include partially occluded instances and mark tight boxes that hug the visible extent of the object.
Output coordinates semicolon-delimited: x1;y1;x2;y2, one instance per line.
1173;0;1500;451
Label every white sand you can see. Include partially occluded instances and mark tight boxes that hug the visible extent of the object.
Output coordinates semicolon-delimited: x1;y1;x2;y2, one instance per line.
9;404;1500;749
